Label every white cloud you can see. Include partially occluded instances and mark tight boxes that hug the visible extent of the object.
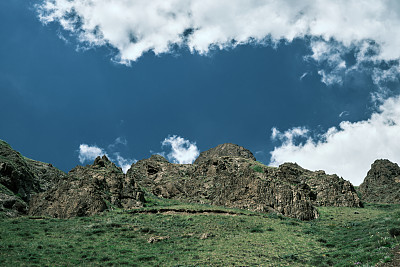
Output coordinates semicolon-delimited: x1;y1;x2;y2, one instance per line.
78;144;107;163
37;0;400;69
271;127;309;144
78;140;135;173
161;135;199;164
270;95;400;185
114;152;136;173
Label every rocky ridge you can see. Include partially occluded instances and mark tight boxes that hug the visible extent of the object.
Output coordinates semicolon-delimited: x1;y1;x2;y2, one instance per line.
127;144;362;220
0;139;366;220
359;159;400;203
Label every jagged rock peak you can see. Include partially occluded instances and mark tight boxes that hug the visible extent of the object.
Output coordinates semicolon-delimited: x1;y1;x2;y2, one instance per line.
194;143;256;164
359;159;400;204
92;155;122;172
149;154;169;163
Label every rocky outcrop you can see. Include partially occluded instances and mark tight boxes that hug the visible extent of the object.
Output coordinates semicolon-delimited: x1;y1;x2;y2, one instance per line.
280;163;363;208
128;144;363;220
359;159;400;203
194;143;256;164
0;140;65;216
0;184;28;217
29;156;144;218
128;154;318;220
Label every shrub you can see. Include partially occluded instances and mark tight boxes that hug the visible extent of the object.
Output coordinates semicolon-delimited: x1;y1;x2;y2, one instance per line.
249;226;264;233
389;227;400;237
251;165;264;173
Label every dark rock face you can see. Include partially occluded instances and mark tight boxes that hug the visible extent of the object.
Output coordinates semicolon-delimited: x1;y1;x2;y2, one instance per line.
29;156;144;218
359;159;400;203
0;140;65;216
194;143;256;164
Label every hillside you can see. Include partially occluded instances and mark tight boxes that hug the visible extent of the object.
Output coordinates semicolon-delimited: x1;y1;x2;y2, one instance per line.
1;198;400;266
1;140;400;265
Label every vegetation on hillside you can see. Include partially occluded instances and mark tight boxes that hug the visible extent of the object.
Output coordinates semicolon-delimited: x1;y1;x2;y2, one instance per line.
1;196;399;266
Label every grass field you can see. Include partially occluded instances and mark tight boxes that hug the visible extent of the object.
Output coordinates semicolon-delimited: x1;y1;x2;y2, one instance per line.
1;197;400;266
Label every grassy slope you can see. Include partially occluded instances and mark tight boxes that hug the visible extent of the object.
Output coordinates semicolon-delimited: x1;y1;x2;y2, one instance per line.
0;196;399;266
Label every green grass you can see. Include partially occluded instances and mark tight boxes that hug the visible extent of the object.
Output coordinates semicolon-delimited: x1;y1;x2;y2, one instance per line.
251;165;265;173
1;202;400;266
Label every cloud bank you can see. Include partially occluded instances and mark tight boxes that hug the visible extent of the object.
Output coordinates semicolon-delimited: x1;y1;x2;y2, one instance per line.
161;135;199;164
37;0;400;68
270;96;400;185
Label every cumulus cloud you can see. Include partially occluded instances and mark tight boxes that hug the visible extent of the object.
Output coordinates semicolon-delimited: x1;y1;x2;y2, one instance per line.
78;144;107;164
37;0;400;70
161;135;199;164
270;95;400;185
114;152;136;173
78;140;135;173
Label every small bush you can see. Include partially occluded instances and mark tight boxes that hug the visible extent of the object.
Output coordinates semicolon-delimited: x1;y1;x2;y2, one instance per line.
249;227;264;233
140;227;155;234
389;227;400;237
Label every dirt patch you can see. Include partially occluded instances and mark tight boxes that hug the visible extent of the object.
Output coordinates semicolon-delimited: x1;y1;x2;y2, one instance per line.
129;208;246;216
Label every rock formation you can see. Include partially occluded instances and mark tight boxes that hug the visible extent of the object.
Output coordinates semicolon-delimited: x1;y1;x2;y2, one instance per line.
29;155;144;218
359;159;400;203
0;140;65;216
1;138;364;220
280;163;362;207
128;144;363;220
129;155;318;220
194;143;256;164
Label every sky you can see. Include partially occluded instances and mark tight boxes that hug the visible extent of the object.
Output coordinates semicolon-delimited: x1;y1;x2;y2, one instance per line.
1;0;400;185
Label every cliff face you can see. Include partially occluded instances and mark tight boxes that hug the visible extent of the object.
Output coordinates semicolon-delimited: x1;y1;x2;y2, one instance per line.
0;140;65;217
359;159;400;203
29;156;144;219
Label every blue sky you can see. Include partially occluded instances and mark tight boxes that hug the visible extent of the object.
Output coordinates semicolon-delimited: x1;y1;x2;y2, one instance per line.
1;0;400;185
